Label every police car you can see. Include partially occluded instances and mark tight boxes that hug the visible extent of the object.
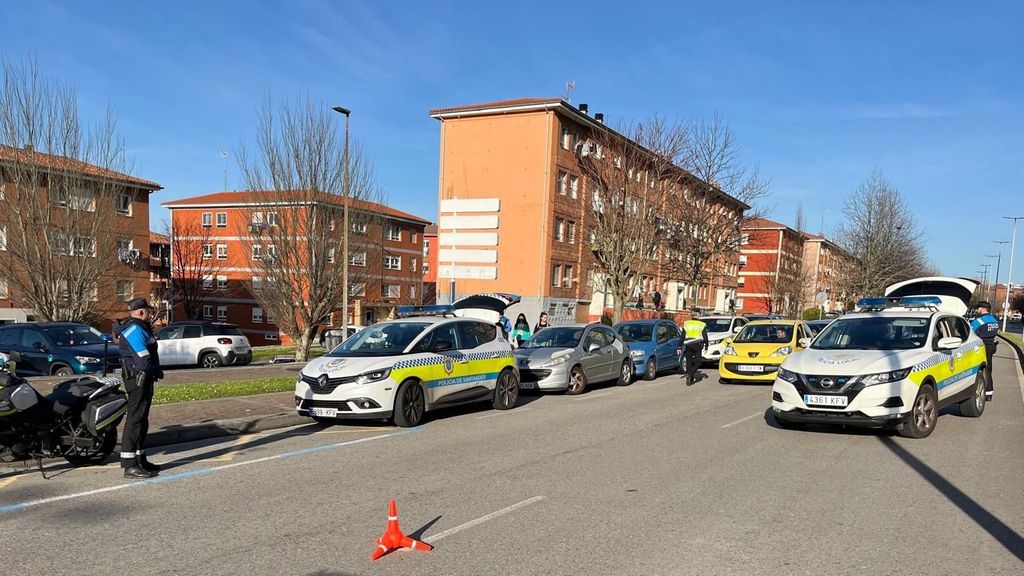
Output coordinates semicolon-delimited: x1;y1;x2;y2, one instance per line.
295;305;519;427
771;277;988;438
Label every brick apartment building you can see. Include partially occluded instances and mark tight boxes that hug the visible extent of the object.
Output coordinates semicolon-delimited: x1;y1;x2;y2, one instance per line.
0;145;161;329
149;232;171;322
164;191;430;345
422;224;438;305
430;97;747;325
801;233;852;313
735;218;805;315
993;283;1023;315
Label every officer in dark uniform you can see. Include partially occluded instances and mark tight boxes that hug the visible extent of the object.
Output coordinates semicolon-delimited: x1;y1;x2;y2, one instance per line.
112;298;164;478
969;301;999;401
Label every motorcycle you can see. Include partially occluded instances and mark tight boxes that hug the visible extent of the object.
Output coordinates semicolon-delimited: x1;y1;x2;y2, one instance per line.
0;350;128;470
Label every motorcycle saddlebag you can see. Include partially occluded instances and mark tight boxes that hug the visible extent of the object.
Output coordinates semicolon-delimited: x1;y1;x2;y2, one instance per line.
1;382;41;412
83;395;128;436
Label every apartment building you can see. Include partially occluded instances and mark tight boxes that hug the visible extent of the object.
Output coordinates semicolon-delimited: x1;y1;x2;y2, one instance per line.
149;232;172;322
421;224;438;305
801;233;851;313
735;218;805;315
430;97;747;324
164;191;429;345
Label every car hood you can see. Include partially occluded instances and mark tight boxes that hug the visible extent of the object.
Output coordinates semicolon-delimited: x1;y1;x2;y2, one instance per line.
64;343;121;359
301;355;395;378
728;342;793;357
707;331;732;341
784;348;932;375
514;347;575;362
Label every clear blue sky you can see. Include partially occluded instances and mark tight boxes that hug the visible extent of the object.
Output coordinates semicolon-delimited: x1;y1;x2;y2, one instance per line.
3;1;1021;281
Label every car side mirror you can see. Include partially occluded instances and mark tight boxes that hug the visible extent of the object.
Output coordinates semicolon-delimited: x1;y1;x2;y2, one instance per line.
798;338;811;349
586;341;601;354
433;340;454;353
732;326;742;334
936;336;962;351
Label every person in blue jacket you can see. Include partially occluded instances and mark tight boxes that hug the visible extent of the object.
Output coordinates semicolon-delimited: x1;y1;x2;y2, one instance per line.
112;298;164;478
969;301;999;401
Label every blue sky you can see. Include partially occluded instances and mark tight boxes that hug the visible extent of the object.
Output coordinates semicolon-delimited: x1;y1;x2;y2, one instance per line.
3;1;1021;281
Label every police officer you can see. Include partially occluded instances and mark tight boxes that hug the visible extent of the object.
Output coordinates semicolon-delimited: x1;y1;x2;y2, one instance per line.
112;298;164;478
682;314;709;386
970;301;999;401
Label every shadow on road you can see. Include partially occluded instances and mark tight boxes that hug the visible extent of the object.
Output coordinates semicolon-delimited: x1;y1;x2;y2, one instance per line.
155;423;334;470
409;515;443;540
761;408;898;437
879;436;1024;562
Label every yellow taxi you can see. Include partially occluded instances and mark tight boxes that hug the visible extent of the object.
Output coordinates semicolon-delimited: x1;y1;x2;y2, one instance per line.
718;320;811;384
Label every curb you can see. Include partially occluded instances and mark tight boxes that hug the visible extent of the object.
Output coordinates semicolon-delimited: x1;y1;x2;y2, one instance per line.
144;412;312;449
996;333;1024;372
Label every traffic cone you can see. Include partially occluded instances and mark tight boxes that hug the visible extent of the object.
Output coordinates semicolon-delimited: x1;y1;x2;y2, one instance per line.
370;499;433;561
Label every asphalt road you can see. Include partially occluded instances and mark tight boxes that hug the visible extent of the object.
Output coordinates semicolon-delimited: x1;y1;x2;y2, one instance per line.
2;350;1023;575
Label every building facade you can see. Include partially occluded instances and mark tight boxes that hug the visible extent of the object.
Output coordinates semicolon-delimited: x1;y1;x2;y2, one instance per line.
801;233;852;313
164;191;429;345
421;224;438;305
149;232;172;323
736;218;805;315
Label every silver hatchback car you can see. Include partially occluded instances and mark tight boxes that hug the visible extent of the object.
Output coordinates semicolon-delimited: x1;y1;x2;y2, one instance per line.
513;323;632;395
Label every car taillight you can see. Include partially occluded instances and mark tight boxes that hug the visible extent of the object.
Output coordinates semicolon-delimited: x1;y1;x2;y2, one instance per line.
218;338;232;345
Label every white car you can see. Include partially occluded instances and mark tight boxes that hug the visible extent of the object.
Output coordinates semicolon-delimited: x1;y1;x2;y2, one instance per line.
700;316;749;362
772;278;989;439
295;306;519;427
156;322;253;368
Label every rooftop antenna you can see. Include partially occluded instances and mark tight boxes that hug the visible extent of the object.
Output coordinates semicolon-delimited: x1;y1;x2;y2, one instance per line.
219;149;228;191
564;81;575;104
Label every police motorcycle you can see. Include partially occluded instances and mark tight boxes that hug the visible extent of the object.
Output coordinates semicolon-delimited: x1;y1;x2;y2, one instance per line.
0;351;128;471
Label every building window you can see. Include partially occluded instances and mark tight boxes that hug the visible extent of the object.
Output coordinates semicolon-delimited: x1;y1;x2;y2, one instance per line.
411;231;418;243
739;255;748;266
741;234;750;245
252;245;262;259
56;188;96;211
216;275;227;291
350;252;366;267
588;231;596;245
203;304;212;319
352;221;367;234
387;225;401;242
216;213;227;227
266;245;277;260
202;275;213;290
384;255;401;270
203;244;213;259
567;221;576;244
216;244;227;260
552;264;561;288
252;276;263;291
410;257;417;272
409;285;416;299
0;278;7;299
424;241;430;256
116;279;134;302
557;170;567;195
737;276;746;287
70;236;95;257
265;333;278;341
569;175;579;199
0;225;6;251
116;237;132;252
252;212;264;225
422;262;429;274
350;282;365;297
327;247;335;263
563;265;573;288
217;306;227;320
267;212;280;227
252;307;263;323
266;310;276;324
202;212;213;227
116;193;133;216
735;298;745;310
561;126;571;149
554;217;565;242
384;284;400;299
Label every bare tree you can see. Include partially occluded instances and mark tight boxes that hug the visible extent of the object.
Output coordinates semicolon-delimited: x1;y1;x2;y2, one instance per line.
794;203;806;233
834;170;928;298
167;219;226;320
237;96;383;361
0;57;140;323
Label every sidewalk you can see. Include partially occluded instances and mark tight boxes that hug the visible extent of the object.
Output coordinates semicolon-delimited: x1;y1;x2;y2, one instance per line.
144;391;311;448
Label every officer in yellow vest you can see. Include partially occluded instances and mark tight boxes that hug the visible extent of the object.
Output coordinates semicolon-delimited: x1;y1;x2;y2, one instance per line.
682;315;709;386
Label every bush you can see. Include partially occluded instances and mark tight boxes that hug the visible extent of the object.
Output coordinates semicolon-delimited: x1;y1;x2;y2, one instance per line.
600;312;614;326
802;308;823;321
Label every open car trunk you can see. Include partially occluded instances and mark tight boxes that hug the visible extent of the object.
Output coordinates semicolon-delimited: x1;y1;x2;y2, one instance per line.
884;276;979;316
451;293;522;323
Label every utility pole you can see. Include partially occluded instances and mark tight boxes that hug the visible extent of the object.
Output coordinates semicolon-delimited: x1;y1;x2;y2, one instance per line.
992;240;1008;318
1002;216;1024;333
333;106;352;334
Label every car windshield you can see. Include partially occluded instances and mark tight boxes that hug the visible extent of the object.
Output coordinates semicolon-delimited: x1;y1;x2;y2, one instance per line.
43;325;105;346
615;324;653;343
523;327;584;349
733;324;793;344
812;317;929;350
807;322;831;336
327;322;429;356
701;318;733;332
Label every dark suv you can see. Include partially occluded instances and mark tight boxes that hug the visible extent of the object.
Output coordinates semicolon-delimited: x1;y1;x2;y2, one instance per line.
0;322;120;376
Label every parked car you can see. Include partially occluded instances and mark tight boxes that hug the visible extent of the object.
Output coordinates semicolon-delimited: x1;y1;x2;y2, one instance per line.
1011;311;1022;321
718;320;811;384
514;324;632;394
319;326;364;348
0;322;119;376
155;322;252;368
614;319;683;380
699;316;749;363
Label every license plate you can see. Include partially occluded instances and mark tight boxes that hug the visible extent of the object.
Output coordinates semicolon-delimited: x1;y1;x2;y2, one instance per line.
310;407;338;418
519;381;536;389
738;365;765;373
804;394;848;407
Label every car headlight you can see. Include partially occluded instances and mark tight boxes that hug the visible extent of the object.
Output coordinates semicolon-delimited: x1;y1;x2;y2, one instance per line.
777;367;800;383
630;349;644;357
76;356;101;365
543;352;572;367
770;346;793;357
355;367;392;385
723;346;736;356
857;368;911;386
709;338;724;345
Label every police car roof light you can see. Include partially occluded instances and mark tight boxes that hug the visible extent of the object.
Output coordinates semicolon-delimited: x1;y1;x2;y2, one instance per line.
395;304;455;318
856;295;942;311
899;296;942;307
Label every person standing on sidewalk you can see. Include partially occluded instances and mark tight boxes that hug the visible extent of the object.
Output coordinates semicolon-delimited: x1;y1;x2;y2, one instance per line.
682;315;708;386
970;301;999;401
510;314;532;348
113;298;164;479
534;312;550;334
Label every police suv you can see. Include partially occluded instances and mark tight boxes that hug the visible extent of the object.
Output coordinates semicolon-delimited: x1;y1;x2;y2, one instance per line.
771;281;988;439
295;305;519;427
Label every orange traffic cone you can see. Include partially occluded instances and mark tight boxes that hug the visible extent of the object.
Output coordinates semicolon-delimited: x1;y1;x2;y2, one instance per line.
370;499;434;561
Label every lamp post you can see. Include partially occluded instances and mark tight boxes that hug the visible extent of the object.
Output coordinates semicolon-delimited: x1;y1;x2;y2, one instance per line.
332;106;351;334
985;254;999;305
992;240;1008;316
1002;216;1024;333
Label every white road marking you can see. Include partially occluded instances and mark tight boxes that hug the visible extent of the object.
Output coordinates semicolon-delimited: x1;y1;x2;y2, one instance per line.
574;392;611;401
721;411;763;429
0;476;21;490
475;408;528;420
424;496;545;544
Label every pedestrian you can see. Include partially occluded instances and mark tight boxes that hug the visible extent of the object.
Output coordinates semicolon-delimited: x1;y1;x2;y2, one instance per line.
653;290;663;310
112;298;164;479
970;301;999;401
510;314;532;348
497;314;513;340
636;292;644;309
534;312;550;334
681;314;708;386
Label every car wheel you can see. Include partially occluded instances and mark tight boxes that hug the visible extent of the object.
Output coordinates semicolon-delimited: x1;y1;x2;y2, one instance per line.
200;353;223;369
643;358;657;381
393;379;425;427
617;360;633;386
51;364;74;377
898;384;938;439
492;369;519;410
566;366;587;395
959;370;987;418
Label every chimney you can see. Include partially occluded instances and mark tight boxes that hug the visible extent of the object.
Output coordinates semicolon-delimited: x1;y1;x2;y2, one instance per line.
578;103;589;115
595;113;604;124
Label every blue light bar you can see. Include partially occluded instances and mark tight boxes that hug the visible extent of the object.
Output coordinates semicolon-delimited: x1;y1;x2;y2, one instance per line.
395;304;455;318
857;297;888;308
857;296;942;310
899;296;942;306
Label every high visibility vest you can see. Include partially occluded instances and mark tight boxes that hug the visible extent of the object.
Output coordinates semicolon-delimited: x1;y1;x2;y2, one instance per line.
683;319;707;339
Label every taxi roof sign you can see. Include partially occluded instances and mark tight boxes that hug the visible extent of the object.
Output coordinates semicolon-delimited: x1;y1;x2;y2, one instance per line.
395;304;455;318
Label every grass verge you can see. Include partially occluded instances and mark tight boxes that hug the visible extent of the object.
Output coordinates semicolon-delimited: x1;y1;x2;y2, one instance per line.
153;377;296;405
251;346;325;362
1000;331;1023;348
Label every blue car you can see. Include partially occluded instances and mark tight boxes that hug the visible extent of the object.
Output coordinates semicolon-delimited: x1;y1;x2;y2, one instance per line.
0;322;120;376
613;319;683;380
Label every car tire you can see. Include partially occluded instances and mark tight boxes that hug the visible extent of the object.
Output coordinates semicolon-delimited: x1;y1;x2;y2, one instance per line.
51;364;74;377
492;369;519;410
898;384;938;439
200;352;223;369
566;366;587;395
617;360;633;386
393;379;426;427
959;370;987;418
643;358;657;381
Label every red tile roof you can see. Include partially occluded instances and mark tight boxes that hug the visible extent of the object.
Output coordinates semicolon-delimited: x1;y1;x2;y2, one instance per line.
0;145;161;190
150;231;170;244
430;97;563;116
742;217;790;230
163;191;431;225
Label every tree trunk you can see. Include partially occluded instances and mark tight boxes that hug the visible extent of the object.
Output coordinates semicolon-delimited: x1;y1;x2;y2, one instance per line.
293;328;314;363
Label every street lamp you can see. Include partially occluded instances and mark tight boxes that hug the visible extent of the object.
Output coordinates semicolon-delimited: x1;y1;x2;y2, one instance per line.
333;106;352;334
1002;216;1024;333
992;240;1008;318
985;254;999;305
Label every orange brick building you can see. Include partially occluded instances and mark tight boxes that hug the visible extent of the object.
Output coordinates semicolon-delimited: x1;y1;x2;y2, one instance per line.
735;218;805;315
422;224;438;304
164;192;430;345
801;233;852;313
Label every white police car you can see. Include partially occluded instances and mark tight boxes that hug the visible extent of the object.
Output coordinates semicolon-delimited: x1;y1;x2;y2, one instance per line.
295;305;519;427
